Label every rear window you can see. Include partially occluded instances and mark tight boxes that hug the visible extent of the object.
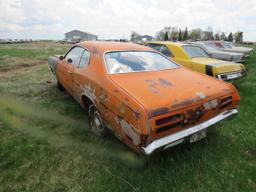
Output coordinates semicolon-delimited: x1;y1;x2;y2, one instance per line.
105;51;178;74
183;45;209;58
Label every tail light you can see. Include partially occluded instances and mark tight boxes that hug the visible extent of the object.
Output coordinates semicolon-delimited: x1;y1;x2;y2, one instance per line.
219;96;232;109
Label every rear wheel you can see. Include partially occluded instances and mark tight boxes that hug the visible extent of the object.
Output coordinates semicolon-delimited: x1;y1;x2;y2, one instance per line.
88;105;107;137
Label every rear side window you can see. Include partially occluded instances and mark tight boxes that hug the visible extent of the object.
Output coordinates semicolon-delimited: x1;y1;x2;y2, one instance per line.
79;50;90;68
147;44;162;52
65;47;84;67
147;44;173;57
160;45;173;57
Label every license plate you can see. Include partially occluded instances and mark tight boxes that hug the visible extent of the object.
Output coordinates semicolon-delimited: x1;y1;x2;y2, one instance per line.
227;73;242;79
190;129;206;143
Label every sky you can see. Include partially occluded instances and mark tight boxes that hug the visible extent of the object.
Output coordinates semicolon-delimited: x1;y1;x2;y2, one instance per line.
0;0;255;41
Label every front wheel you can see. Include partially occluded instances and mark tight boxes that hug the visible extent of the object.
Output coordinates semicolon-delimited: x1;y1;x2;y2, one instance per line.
88;105;108;137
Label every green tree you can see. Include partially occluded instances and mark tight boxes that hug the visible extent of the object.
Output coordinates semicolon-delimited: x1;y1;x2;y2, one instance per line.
234;31;243;43
170;27;179;41
214;33;220;40
130;31;141;41
178;29;182;41
220;32;226;41
203;27;214;40
228;32;234;42
227;32;233;42
183;27;188;41
164;31;169;41
155;26;171;41
189;28;202;41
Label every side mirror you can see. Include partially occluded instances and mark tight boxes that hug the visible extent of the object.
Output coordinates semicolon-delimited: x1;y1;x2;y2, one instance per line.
67;58;73;63
59;55;64;60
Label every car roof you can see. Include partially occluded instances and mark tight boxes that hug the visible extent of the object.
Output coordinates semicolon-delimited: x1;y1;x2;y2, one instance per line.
77;41;153;53
148;41;191;47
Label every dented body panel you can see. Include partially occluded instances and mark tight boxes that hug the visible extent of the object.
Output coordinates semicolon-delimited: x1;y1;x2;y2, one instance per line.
48;41;241;155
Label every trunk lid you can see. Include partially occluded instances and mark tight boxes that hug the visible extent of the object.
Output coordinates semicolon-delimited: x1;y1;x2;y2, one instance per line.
192;57;244;73
110;68;231;113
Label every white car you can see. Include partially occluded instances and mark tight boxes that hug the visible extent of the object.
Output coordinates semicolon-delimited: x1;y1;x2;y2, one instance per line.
205;41;253;57
191;42;245;63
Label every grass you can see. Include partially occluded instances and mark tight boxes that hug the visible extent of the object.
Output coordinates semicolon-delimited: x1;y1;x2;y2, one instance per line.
0;42;256;192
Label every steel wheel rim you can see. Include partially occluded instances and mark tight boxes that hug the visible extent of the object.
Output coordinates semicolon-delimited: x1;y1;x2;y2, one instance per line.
91;111;104;135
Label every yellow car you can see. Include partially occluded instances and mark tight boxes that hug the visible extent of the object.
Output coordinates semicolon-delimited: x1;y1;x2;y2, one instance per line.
146;42;247;81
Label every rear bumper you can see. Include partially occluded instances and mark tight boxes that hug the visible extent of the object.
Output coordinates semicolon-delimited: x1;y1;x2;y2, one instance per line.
233;58;245;63
216;70;246;81
142;109;238;155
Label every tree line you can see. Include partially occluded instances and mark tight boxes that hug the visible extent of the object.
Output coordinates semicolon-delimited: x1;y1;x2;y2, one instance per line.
131;27;244;43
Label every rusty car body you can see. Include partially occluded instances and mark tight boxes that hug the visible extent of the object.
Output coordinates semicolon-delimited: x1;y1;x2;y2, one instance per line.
48;41;240;155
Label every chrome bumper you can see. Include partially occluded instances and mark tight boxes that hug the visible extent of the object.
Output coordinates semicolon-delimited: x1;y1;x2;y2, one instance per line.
142;109;238;155
216;71;245;81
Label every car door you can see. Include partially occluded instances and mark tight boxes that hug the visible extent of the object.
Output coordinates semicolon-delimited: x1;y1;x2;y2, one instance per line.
72;49;91;103
57;46;84;94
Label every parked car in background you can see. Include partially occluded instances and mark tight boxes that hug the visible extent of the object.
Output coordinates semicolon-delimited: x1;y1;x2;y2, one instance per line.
146;42;246;81
48;41;240;155
205;41;253;57
191;42;245;63
226;41;254;53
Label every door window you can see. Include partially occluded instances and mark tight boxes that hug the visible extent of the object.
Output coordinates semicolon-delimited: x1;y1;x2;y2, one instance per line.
65;47;84;67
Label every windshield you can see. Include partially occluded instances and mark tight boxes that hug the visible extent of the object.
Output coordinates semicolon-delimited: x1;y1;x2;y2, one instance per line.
105;51;178;74
183;46;209;58
204;44;218;51
222;42;232;48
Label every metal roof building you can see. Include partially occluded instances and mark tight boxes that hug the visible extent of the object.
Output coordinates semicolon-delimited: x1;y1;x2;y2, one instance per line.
65;30;98;42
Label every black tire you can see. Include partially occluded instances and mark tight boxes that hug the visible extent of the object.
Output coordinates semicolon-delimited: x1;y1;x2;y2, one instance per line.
88;105;108;137
57;81;65;91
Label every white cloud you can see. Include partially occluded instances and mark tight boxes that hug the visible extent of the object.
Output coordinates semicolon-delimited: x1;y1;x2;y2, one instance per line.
0;0;255;41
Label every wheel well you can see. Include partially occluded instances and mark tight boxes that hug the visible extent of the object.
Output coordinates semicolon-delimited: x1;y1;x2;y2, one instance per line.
81;95;93;113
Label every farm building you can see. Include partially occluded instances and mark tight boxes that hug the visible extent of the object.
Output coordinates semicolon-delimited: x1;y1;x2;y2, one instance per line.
65;30;98;42
132;35;153;42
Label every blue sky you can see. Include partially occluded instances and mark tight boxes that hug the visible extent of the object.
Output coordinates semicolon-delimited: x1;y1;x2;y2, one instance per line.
0;0;255;41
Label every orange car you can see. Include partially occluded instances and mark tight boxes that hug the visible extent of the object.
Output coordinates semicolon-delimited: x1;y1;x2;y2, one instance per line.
48;41;240;155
